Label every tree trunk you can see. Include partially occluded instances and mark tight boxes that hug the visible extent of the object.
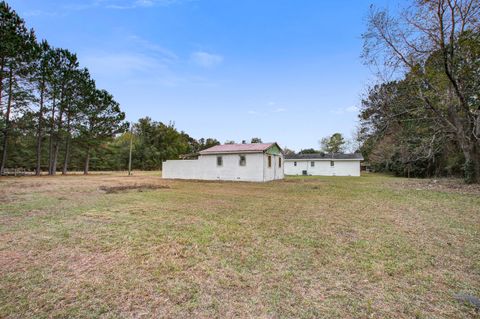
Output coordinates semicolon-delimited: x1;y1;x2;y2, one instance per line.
35;78;45;176
83;147;90;175
51;88;65;175
475;147;480;183
0;57;4;110
51;144;60;175
62;113;71;175
0;70;13;175
48;86;56;175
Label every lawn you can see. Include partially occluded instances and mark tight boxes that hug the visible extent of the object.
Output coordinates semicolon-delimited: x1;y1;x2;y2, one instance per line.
0;172;479;318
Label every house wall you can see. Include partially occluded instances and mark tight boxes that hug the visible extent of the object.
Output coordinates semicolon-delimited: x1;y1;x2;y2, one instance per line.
284;159;361;176
263;153;285;181
163;152;283;182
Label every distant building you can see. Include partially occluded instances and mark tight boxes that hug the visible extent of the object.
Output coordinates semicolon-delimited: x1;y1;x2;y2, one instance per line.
284;153;363;176
162;143;284;182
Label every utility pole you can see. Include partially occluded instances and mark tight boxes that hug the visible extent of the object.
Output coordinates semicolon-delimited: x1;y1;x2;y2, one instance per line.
128;126;133;176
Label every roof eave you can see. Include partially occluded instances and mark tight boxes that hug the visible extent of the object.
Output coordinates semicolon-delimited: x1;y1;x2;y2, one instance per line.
284;157;364;161
200;150;265;155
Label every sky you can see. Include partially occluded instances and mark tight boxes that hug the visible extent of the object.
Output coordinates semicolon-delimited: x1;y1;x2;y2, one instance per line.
10;0;398;151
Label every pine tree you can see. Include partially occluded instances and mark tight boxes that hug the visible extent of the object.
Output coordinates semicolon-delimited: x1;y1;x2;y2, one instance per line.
0;1;36;174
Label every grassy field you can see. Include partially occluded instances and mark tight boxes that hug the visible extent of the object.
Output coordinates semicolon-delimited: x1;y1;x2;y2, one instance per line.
1;172;479;318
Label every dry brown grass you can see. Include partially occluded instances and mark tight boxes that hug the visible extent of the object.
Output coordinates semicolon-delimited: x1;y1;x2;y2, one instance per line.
0;172;479;318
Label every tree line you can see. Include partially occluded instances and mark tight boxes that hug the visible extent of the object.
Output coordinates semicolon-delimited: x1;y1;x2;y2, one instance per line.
4;0;478;183
0;2;227;174
115;117;220;171
0;1;127;175
359;0;480;183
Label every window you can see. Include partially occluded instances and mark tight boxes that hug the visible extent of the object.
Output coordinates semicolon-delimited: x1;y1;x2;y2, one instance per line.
279;158;282;168
330;161;334;167
311;161;315;167
217;156;223;166
268;155;272;168
239;155;246;166
294;161;297;166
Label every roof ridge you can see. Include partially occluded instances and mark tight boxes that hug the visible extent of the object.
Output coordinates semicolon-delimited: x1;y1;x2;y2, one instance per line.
284;153;364;160
199;142;280;154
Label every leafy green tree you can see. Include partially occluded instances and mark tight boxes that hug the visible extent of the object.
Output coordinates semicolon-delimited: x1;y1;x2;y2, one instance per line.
61;68;89;174
78;88;126;174
196;137;220;151
31;40;51;175
359;78;461;178
49;48;79;175
298;148;319;154
320;133;346;153
250;137;262;143
0;1;36;174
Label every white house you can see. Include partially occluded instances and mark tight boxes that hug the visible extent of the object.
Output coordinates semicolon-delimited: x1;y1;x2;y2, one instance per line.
162;143;284;182
284;153;363;176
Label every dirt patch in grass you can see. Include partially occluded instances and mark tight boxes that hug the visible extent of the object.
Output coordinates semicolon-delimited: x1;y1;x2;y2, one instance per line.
64;249;129;279
99;183;171;194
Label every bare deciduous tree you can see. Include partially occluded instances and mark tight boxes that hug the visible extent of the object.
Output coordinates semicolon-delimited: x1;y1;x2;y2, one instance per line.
363;0;480;182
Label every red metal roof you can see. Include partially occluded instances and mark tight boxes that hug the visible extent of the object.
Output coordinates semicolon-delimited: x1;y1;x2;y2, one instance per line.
199;143;278;154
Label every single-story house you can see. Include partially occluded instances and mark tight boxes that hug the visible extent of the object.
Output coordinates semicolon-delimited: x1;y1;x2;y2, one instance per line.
284;153;363;176
162;143;284;182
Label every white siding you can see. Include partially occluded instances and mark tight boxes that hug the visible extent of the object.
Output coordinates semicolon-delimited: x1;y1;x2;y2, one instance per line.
284;159;361;177
163;152;284;182
263;154;285;181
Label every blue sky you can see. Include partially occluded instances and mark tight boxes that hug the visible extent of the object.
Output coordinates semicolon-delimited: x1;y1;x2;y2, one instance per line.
10;0;397;151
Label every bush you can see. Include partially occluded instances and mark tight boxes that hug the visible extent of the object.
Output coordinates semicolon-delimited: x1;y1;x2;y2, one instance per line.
463;160;476;184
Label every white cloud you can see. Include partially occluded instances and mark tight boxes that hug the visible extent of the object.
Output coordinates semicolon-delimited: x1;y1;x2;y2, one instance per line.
81;50;219;88
346;105;359;112
331;105;359;115
127;35;178;62
21;0;192;17
24;10;59;17
190;51;224;68
247;107;287;116
33;0;195;13
81;52;167;77
79;33;222;88
101;0;192;9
